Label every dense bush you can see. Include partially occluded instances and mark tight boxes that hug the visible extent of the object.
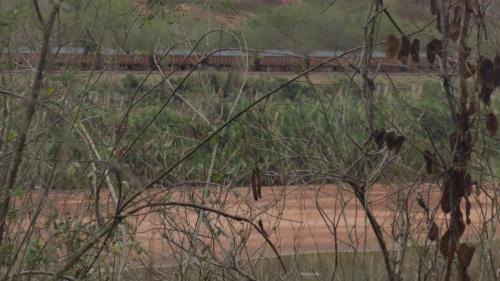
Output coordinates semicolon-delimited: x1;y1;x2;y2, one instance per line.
43;73;468;189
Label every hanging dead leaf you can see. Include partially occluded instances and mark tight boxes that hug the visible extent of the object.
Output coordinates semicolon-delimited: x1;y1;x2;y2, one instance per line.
251;167;262;201
387;135;406;154
480;84;494;105
371;128;386;148
428;221;439;241
416;194;429;212
396;136;406;154
478;56;493;83
385;35;400;60
423;150;438;174
399;36;411;64
449;21;461;42
493;55;500;87
426;39;442;65
385;131;397;150
441;186;450;214
457;243;475;268
485;112;498;136
410;39;420;63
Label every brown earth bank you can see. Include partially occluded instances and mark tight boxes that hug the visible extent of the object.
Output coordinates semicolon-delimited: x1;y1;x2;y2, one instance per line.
10;183;500;266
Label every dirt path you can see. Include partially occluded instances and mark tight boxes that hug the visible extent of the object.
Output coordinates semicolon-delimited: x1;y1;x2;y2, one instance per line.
16;184;499;265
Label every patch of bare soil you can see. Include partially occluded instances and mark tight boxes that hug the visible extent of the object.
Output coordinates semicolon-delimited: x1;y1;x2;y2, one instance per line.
14;184;499;265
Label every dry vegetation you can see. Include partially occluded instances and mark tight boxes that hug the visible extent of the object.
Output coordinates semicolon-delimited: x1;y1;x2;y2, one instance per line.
0;0;499;281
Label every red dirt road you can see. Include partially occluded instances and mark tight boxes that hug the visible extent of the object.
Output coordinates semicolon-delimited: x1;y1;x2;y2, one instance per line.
16;184;499;265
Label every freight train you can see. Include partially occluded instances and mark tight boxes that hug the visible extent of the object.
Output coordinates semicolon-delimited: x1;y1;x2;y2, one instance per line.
0;47;432;73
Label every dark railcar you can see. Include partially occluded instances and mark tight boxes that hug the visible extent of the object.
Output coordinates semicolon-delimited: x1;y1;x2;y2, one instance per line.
206;50;253;69
306;50;344;71
257;50;305;72
167;49;199;70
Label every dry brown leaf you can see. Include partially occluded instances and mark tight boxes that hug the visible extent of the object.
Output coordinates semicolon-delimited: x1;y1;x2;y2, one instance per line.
410;39;420;63
478;56;493;83
386;134;406;154
478;57;496;101
385;35;400;60
428;221;439;241
394;136;406;154
385;131;397;150
480;84;494;105
399;36;411;64
457;243;475;268
486;112;498;136
371;128;386;148
251;167;262;201
416;195;429;212
426;39;442;65
493;55;500;87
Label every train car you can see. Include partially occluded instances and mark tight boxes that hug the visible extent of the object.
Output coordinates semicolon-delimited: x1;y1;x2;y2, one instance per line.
115;52;150;71
98;49;150;71
256;50;305;72
205;50;253;69
166;49;199;70
11;47;39;68
49;47;100;70
306;50;344;72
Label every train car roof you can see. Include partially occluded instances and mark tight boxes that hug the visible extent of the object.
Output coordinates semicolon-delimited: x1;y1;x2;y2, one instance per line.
168;49;195;56
308;50;343;57
209;49;246;56
101;48;126;55
260;49;298;57
50;47;87;54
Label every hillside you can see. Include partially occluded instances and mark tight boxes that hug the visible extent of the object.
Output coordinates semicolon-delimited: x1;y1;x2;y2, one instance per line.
2;0;498;53
118;0;434;52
